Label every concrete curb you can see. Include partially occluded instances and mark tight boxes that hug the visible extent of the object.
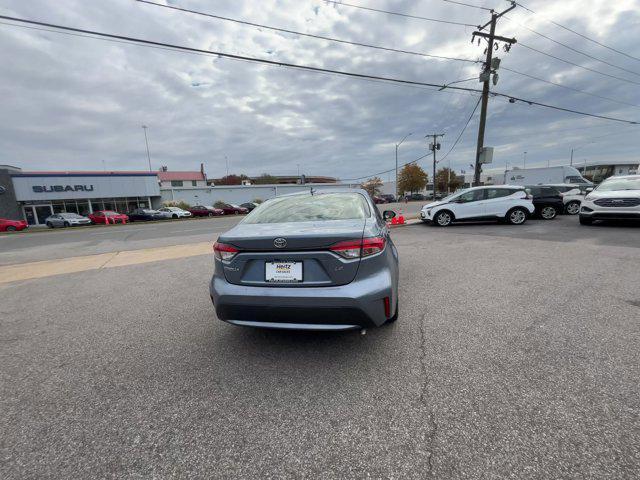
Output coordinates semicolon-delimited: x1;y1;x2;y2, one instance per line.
388;218;421;228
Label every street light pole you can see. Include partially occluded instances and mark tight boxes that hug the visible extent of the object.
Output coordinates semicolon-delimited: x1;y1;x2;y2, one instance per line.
142;125;152;172
523;151;527;169
395;132;412;198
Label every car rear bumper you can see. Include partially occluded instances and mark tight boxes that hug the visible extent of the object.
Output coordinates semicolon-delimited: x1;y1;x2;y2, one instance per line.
210;268;394;330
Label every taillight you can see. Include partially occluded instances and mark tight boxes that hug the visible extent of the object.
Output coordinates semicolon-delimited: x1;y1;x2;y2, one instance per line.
213;242;238;261
330;236;386;259
362;237;386;257
383;296;391;318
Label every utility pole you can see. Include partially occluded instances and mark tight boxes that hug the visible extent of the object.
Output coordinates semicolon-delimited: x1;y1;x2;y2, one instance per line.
428;133;445;199
472;3;517;186
395;133;412;198
141;125;152;172
570;148;574;165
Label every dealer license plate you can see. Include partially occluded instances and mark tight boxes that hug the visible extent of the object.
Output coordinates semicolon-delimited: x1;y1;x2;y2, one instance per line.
265;261;302;283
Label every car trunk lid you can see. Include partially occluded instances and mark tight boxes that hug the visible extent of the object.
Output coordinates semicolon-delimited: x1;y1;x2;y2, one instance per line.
218;220;365;287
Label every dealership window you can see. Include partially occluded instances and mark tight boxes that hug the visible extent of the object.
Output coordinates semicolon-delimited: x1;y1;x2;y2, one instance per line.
191;180;197;186
77;202;90;216
91;200;104;212
171;180;183;187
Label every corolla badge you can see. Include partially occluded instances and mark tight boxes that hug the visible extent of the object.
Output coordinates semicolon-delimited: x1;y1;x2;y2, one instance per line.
274;238;287;248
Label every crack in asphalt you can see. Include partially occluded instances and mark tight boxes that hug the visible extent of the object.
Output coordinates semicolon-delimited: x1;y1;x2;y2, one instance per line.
417;310;438;477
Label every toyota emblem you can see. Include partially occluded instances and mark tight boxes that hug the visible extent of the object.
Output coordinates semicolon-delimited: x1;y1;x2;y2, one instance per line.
274;238;287;248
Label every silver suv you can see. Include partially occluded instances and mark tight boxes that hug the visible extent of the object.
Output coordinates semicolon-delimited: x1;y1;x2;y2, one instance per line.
579;175;640;225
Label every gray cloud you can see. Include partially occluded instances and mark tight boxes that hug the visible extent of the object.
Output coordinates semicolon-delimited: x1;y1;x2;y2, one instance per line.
0;0;638;179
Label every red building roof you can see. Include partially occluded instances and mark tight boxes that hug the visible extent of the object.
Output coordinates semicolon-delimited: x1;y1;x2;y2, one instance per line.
157;171;206;182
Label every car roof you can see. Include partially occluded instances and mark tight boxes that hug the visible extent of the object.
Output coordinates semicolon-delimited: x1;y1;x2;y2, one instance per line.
465;185;523;190
278;188;371;198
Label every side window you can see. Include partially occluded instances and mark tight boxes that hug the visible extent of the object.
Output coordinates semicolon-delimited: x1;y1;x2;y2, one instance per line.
526;187;541;197
485;188;512;199
542;187;558;196
457;190;484;202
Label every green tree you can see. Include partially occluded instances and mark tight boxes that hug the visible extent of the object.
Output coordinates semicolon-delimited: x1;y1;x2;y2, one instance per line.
398;164;428;195
217;174;249;185
360;176;384;197
435;167;462;193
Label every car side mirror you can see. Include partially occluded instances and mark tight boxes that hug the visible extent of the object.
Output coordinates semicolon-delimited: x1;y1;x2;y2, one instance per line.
383;210;396;220
585;187;594;193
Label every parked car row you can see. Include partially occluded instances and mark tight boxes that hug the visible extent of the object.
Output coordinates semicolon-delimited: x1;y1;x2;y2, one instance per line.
419;176;640;226
1;203;257;232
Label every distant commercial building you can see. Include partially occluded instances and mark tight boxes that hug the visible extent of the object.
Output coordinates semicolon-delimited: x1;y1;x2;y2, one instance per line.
207;175;338;186
0;165;160;225
574;159;638;183
158;164;207;187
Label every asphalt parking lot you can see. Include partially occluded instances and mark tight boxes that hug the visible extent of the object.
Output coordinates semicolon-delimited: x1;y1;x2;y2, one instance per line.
1;216;639;478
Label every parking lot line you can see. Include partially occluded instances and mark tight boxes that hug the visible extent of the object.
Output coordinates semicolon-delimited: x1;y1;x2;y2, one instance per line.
0;242;212;284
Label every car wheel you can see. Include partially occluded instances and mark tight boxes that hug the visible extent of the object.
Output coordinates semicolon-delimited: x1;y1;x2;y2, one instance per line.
506;208;528;225
434;210;453;227
63;221;70;227
386;301;399;324
46;222;53;228
565;201;580;215
540;206;557;220
579;215;593;225
173;214;178;219
6;225;17;232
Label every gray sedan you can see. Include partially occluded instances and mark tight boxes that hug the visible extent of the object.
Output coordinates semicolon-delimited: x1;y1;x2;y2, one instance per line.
45;212;92;228
210;189;399;331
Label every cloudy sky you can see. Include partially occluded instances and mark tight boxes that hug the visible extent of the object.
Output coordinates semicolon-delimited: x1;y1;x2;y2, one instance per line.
0;0;638;181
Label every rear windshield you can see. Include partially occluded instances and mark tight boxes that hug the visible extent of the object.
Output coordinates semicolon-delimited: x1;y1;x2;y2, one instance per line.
242;193;370;224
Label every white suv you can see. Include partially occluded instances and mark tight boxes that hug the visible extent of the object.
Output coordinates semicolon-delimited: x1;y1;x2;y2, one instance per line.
420;186;535;226
579;175;640;225
546;184;591;215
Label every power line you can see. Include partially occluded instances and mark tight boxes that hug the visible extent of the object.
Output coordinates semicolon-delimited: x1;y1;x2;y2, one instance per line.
342;153;431;182
514;1;640;63
323;0;476;27
0;14;637;125
439;0;492;11
440;96;482;162
136;0;478;64
504;15;640;79
517;42;640;87
502;66;640;108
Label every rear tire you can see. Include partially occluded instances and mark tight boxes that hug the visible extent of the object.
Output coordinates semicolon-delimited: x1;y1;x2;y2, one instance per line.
6;225;16;232
63;221;70;227
46;222;53;228
565;201;580;215
540;206;557;220
579;215;593;225
173;214;178;219
434;210;453;227
506;208;528;225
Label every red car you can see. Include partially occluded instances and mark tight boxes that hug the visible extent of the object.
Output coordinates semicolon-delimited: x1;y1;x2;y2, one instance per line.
189;205;224;217
218;203;249;215
88;210;129;224
0;218;28;232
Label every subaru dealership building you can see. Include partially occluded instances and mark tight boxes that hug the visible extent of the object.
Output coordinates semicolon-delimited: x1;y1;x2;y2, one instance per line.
0;165;161;225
